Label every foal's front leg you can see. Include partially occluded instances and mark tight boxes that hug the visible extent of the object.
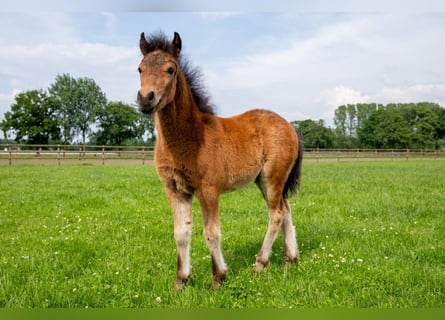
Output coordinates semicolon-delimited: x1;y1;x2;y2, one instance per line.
196;188;227;288
167;190;193;290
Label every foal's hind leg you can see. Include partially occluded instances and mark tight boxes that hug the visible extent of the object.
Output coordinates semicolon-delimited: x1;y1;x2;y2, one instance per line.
253;195;287;273
253;197;299;272
253;171;299;272
281;200;300;266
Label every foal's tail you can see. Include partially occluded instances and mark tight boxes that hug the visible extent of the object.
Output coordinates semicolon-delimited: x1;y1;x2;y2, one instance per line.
283;136;304;199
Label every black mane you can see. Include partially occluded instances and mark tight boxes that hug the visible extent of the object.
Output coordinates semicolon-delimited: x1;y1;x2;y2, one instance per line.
179;58;215;115
142;32;216;115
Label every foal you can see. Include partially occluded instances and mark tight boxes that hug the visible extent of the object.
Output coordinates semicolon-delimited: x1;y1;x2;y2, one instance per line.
137;32;303;289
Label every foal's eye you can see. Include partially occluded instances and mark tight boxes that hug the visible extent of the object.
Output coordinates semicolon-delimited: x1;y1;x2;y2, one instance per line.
167;67;175;75
137;67;142;74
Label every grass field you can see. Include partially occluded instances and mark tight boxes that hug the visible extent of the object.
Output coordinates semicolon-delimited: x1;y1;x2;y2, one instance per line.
0;161;444;308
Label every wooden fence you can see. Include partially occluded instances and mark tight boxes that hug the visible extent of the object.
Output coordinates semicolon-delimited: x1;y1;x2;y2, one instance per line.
0;144;155;166
303;148;445;162
1;144;445;165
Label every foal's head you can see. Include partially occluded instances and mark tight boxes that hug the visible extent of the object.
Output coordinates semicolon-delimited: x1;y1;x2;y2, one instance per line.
137;32;182;115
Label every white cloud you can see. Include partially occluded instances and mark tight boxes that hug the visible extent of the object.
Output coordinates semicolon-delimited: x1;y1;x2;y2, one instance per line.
203;16;376;120
377;84;445;106
320;86;370;108
1;12;445;127
203;13;445;123
318;86;371;120
0;42;139;118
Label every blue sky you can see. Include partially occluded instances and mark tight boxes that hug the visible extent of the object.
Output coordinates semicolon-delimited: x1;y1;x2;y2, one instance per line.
1;1;445;135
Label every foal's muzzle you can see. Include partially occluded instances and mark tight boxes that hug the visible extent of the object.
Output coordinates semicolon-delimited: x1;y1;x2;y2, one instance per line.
137;90;157;115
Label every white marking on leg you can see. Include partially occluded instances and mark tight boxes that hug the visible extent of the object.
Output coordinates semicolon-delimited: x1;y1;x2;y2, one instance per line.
254;209;282;272
171;196;193;287
282;204;299;263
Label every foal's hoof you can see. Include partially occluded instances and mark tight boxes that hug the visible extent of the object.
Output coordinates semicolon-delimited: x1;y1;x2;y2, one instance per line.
212;272;227;289
175;278;188;290
252;261;268;273
285;255;300;268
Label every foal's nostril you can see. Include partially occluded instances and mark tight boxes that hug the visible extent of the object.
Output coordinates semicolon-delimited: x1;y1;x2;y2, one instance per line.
138;91;156;106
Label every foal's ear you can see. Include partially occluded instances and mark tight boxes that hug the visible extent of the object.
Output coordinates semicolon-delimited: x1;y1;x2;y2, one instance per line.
172;32;182;56
140;32;149;55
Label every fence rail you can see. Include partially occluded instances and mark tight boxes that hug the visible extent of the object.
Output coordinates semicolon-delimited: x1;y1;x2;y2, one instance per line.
1;144;155;165
303;148;445;162
1;144;445;165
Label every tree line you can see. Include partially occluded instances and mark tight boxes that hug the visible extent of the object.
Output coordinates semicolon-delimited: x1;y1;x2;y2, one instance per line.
1;74;155;146
292;102;445;150
2;74;445;149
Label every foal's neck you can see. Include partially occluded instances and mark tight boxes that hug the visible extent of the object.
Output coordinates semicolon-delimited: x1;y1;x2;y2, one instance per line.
155;71;205;147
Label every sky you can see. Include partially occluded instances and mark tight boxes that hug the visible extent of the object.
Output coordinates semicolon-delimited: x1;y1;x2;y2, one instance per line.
1;1;445;136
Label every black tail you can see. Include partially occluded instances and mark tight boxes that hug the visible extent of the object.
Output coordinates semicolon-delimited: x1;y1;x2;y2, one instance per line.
283;137;304;199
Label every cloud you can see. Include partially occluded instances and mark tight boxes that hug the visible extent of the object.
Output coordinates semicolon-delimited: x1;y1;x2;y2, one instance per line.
377;84;445;106
320;86;370;108
203;16;376;120
1;12;444;127
0;41;139;119
0;11;142;121
202;13;445;123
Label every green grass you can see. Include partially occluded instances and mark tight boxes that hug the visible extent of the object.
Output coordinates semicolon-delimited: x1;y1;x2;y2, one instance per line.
0;161;444;307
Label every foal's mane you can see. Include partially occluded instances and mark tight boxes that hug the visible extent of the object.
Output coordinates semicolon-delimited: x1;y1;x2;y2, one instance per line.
143;32;216;115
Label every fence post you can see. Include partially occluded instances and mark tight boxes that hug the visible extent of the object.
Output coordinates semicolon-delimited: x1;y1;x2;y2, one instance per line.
8;148;12;165
57;144;61;166
102;146;105;165
406;149;409;160
142;147;145;165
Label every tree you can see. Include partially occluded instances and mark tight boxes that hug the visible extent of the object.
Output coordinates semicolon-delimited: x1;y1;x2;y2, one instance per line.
359;107;411;149
74;77;107;145
435;105;445;149
48;73;106;144
333;104;360;147
291;119;335;148
400;102;443;149
338;102;445;149
93;101;146;146
346;104;357;137
376;108;411;149
356;103;378;130
358;109;382;148
0;90;60;144
334;105;347;147
48;74;77;144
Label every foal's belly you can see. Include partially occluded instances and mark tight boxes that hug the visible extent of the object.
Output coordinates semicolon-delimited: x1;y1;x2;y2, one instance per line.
221;162;262;193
